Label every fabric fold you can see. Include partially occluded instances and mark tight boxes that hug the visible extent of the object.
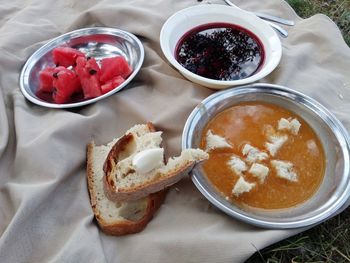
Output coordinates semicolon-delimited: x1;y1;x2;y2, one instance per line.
0;0;349;262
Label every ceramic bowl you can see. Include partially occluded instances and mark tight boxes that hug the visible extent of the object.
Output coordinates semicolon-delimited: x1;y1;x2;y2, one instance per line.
160;5;282;89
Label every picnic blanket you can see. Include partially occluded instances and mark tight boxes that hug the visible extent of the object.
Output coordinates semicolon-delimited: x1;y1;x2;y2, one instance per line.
0;0;349;262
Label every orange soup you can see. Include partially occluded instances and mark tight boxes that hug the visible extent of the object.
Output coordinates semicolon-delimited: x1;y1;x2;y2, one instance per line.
200;102;325;209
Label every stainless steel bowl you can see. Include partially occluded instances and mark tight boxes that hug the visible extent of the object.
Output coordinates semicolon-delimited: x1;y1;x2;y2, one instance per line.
182;83;350;228
20;27;144;108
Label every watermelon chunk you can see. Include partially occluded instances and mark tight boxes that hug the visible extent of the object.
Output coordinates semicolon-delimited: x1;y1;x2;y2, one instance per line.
75;57;102;99
86;57;101;78
38;66;66;93
52;68;81;104
101;76;125;94
37;48;133;104
100;56;132;83
53;47;85;67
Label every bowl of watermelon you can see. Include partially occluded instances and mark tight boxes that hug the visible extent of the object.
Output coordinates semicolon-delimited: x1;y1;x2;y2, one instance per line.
20;27;144;108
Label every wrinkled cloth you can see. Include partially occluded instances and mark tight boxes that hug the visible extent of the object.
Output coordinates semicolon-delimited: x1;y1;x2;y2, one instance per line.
0;0;349;262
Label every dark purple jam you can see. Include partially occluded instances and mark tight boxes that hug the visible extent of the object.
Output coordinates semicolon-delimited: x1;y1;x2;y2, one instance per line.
175;23;264;81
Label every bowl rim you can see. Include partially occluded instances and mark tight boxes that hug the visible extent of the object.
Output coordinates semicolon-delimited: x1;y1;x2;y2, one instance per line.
182;83;350;228
160;4;282;88
19;27;145;109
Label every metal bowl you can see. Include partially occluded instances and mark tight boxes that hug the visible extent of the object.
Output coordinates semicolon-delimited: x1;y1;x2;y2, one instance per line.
182;83;350;228
20;27;144;108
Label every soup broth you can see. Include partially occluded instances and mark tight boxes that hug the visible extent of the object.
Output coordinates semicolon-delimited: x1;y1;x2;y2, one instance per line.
200;102;325;209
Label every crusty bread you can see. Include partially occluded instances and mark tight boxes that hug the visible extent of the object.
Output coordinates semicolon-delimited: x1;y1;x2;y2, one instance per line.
86;134;166;236
103;123;209;202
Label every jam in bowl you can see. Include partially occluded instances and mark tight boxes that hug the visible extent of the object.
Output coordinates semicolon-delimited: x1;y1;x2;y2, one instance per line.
160;4;282;89
175;23;265;81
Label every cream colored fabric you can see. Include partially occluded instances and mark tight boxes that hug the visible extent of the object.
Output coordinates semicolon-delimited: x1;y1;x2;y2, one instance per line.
0;0;349;262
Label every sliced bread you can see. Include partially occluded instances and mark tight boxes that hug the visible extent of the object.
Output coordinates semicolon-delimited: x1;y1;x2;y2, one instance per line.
103;123;209;202
86;133;166;236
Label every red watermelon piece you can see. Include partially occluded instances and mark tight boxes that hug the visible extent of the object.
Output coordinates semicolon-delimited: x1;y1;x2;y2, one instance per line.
52;68;81;104
38;66;66;93
101;76;125;94
37;48;134;104
100;56;132;83
75;57;102;99
53;47;85;67
86;57;101;78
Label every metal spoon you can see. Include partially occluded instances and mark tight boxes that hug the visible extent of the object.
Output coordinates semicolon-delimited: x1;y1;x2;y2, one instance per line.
223;0;290;38
224;0;295;26
264;21;289;38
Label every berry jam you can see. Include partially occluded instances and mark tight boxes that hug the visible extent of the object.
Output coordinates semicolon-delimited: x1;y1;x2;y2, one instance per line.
175;23;264;81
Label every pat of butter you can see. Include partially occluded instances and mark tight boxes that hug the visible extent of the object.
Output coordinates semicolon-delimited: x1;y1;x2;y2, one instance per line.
132;148;164;174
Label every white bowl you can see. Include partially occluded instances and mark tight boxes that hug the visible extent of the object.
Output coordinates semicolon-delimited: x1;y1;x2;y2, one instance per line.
160;5;282;89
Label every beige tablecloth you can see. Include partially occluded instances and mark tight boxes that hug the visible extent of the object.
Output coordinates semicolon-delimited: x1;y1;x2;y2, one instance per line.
0;0;349;262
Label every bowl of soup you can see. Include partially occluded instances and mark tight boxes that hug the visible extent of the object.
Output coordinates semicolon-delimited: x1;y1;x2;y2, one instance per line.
182;83;350;228
160;5;282;89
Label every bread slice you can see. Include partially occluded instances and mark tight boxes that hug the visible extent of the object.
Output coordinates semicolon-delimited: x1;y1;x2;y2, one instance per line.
103;123;209;202
86;135;166;236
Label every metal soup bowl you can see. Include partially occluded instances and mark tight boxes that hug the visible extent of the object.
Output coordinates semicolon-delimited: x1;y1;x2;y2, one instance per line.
182;83;350;228
20;27;144;108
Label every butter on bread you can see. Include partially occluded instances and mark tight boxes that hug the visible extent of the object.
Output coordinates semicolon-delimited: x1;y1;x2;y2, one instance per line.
103;123;209;202
86;124;166;236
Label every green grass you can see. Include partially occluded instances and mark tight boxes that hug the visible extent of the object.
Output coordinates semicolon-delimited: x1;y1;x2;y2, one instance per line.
246;1;350;262
287;0;350;46
246;208;350;262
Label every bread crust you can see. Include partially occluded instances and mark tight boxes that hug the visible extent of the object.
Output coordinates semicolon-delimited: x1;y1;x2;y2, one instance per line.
103;133;134;187
103;161;195;202
95;191;166;236
87;142;166;236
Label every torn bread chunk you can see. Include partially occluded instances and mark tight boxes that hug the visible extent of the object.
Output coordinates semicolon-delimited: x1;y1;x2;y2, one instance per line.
278;118;290;131
242;144;268;163
271;160;298;182
249;163;269;183
227;156;247;176
205;130;232;152
278;118;301;135
107;131;165;181
232;176;255;197
290;119;301;135
104;123;209;202
86;134;166;236
265;135;288;157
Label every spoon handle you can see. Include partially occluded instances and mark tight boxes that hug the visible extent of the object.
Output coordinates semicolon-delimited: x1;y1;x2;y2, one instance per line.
253;12;295;26
265;20;288;38
223;0;295;26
